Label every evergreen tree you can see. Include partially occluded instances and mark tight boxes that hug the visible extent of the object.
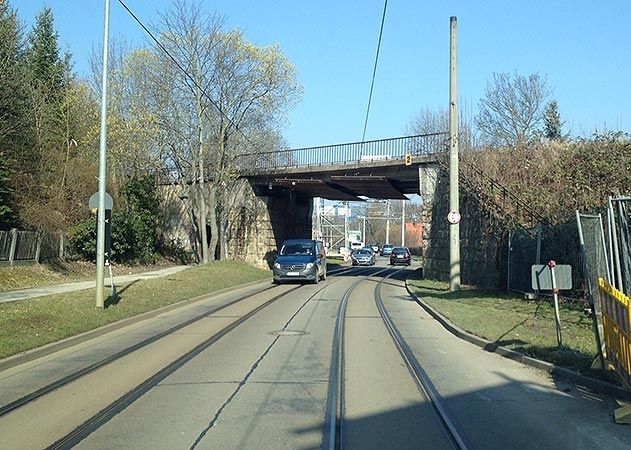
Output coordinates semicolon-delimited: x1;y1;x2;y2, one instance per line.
19;6;79;232
543;100;565;141
25;7;68;100
0;1;28;228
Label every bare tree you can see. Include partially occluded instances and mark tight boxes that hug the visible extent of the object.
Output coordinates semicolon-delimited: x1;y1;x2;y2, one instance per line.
407;107;476;152
149;0;301;262
476;72;550;147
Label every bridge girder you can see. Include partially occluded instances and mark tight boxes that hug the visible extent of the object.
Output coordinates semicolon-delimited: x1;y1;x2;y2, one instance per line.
247;154;439;201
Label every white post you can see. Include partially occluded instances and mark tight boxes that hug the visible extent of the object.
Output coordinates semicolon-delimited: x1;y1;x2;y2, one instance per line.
8;228;17;266
549;261;563;348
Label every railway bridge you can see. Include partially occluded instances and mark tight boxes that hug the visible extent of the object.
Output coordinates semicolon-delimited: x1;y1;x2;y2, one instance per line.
161;132;451;273
237;133;447;261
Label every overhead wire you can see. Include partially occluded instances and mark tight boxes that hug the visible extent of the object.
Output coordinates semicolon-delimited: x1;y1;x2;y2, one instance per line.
361;0;389;143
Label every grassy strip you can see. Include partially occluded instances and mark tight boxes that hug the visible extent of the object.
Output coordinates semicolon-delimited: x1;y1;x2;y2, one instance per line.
0;261;270;359
407;278;611;379
0;260;178;292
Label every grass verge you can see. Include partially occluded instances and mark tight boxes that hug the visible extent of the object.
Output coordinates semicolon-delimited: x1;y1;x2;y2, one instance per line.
0;260;270;359
0;259;179;292
407;277;619;383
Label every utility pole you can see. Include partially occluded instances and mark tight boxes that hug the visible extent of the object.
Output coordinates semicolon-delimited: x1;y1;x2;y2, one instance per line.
401;199;406;246
96;0;111;308
386;200;391;244
449;16;461;292
361;215;366;244
344;201;349;249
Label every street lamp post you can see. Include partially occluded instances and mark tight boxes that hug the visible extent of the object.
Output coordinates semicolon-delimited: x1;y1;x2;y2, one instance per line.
96;0;111;308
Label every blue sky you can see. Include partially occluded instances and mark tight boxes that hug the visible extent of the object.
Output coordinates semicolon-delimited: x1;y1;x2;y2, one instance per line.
14;0;631;148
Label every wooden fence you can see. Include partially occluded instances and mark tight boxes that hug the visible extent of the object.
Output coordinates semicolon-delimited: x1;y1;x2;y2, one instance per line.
0;229;66;265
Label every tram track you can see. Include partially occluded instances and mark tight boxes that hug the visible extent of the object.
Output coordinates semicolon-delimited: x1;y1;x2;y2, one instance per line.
0;264;361;423
40;267;367;449
325;267;471;450
374;272;470;450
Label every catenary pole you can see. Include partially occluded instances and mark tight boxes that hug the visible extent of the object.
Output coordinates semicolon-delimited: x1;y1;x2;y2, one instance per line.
96;0;111;308
386;200;391;244
401;199;405;246
449;16;461;292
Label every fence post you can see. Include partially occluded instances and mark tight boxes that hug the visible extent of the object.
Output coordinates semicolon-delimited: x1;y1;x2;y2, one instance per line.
8;228;17;266
507;230;513;293
35;232;42;263
59;231;65;260
535;224;542;297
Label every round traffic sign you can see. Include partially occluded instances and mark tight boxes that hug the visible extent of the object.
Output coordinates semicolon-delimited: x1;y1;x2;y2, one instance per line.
447;210;461;224
89;192;114;210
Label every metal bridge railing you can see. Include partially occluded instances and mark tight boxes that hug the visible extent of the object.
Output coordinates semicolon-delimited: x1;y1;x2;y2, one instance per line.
237;132;449;174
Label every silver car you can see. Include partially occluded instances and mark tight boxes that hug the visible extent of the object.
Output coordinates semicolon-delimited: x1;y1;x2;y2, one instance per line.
351;249;376;266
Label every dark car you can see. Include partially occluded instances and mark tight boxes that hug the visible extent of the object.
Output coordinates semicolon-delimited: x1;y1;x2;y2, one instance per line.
351;248;376;266
369;243;380;253
380;244;394;256
273;239;327;284
390;246;411;266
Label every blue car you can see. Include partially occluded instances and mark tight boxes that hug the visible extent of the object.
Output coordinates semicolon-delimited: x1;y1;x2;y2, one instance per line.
273;239;327;284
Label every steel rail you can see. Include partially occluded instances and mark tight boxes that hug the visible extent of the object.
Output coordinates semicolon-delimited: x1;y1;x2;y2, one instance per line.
374;271;471;450
2;265;360;420
0;283;279;418
322;266;392;450
45;269;356;450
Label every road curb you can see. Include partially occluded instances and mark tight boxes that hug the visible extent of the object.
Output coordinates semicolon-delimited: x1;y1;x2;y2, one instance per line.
0;278;273;372
404;280;631;402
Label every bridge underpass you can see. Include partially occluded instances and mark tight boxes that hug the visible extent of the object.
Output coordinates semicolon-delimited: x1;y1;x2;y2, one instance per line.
161;133;448;272
231;133;447;268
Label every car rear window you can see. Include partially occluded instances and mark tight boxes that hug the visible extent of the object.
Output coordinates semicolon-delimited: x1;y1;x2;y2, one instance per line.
392;248;408;254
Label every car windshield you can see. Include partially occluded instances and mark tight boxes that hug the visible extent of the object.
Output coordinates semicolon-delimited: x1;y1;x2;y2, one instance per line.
356;250;372;256
279;243;314;256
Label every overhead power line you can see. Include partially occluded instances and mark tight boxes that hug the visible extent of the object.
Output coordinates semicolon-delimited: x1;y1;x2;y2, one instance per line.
361;0;389;143
116;0;258;153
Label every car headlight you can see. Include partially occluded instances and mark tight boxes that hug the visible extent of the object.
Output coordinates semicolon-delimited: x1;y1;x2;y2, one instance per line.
305;262;314;269
274;262;281;269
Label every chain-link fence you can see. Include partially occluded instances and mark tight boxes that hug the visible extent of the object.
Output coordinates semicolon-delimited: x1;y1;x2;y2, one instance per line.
507;222;584;298
0;229;68;265
608;197;631;298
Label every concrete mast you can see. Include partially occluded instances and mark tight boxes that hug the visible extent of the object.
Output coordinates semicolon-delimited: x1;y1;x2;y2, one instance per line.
449;16;461;292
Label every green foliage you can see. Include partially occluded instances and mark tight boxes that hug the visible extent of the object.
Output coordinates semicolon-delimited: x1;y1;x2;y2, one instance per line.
69;176;160;264
68;216;97;261
0;1;29;228
121;175;159;263
0;151;16;228
25;7;68;98
543;100;564;141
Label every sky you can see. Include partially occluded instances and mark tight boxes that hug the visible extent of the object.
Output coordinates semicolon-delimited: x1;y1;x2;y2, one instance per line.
13;0;631;149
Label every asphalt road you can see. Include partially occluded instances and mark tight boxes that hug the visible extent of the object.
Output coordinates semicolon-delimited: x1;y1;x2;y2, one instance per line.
0;259;629;449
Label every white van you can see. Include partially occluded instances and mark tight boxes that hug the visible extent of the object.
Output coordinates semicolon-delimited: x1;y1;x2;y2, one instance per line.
349;241;364;252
